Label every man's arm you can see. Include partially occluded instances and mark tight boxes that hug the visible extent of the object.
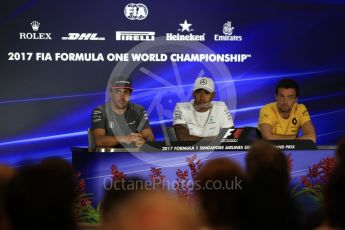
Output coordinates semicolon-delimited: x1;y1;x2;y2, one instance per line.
174;124;215;141
220;102;235;129
93;128;144;147
258;105;295;141
140;127;155;142
135;107;155;143
259;123;296;140
296;120;316;143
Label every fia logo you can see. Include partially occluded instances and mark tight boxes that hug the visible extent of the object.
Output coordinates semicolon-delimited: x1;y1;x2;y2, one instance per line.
124;3;148;20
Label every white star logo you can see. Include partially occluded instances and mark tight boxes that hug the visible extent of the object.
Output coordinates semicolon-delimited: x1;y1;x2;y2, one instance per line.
179;19;193;32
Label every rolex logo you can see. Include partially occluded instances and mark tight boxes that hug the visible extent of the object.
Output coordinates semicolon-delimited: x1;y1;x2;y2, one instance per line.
30;21;40;31
19;21;52;40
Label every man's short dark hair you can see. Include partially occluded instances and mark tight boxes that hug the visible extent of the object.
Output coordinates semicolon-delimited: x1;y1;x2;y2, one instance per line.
275;79;299;97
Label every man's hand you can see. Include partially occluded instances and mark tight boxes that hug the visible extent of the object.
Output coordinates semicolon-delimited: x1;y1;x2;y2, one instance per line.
296;120;316;143
130;133;145;147
259;123;296;140
118;133;145;147
93;129;147;148
174;124;215;141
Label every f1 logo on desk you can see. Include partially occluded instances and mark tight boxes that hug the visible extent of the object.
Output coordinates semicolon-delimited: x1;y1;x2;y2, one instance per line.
222;128;244;140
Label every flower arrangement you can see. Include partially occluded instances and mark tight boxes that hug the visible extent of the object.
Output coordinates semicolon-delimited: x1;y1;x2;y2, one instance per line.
75;153;336;223
299;157;336;203
187;154;203;181
111;164;127;181
74;172;100;223
74;154;203;223
74;165;129;224
149;167;166;190
175;168;192;198
175;154;203;199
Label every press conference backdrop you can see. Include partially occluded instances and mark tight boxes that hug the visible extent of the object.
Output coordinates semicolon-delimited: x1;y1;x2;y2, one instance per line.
1;0;344;166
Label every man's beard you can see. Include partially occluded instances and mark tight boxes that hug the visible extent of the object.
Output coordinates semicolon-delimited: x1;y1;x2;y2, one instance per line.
194;102;212;111
278;104;291;113
114;100;128;110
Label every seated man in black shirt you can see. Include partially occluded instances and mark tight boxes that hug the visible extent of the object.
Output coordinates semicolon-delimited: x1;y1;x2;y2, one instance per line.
91;77;155;148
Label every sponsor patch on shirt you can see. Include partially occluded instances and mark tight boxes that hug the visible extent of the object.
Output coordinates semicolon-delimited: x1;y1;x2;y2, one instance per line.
174;107;183;120
302;110;309;116
92;109;102;123
143;111;149;120
128;120;136;125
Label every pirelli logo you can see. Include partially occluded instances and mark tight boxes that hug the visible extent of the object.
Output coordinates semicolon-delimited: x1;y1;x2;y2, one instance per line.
115;31;155;41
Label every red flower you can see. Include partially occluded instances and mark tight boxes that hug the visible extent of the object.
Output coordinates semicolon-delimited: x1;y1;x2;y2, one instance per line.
187;154;203;182
174;155;203;200
74;171;92;208
79;196;92;207
149;167;166;190
301;157;336;192
75;171;86;194
175;169;192;199
111;164;126;181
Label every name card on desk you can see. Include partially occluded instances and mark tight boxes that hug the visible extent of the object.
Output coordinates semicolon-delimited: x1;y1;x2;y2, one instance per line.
142;140;316;152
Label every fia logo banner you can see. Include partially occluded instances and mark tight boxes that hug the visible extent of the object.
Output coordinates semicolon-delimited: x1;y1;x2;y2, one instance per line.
124;3;148;20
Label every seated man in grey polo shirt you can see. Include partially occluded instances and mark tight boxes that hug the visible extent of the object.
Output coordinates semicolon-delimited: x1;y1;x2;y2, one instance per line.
91;77;155;148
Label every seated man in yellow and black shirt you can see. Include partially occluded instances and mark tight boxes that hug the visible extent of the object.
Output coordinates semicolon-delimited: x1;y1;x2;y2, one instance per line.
258;79;316;143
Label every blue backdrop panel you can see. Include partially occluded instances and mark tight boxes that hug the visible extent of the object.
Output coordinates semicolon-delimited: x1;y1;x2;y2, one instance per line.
1;0;344;165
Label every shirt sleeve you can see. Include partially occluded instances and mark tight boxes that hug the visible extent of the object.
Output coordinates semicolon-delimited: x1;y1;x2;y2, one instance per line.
173;104;187;125
298;104;311;126
91;107;105;130
258;105;275;127
220;104;234;128
136;108;151;132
